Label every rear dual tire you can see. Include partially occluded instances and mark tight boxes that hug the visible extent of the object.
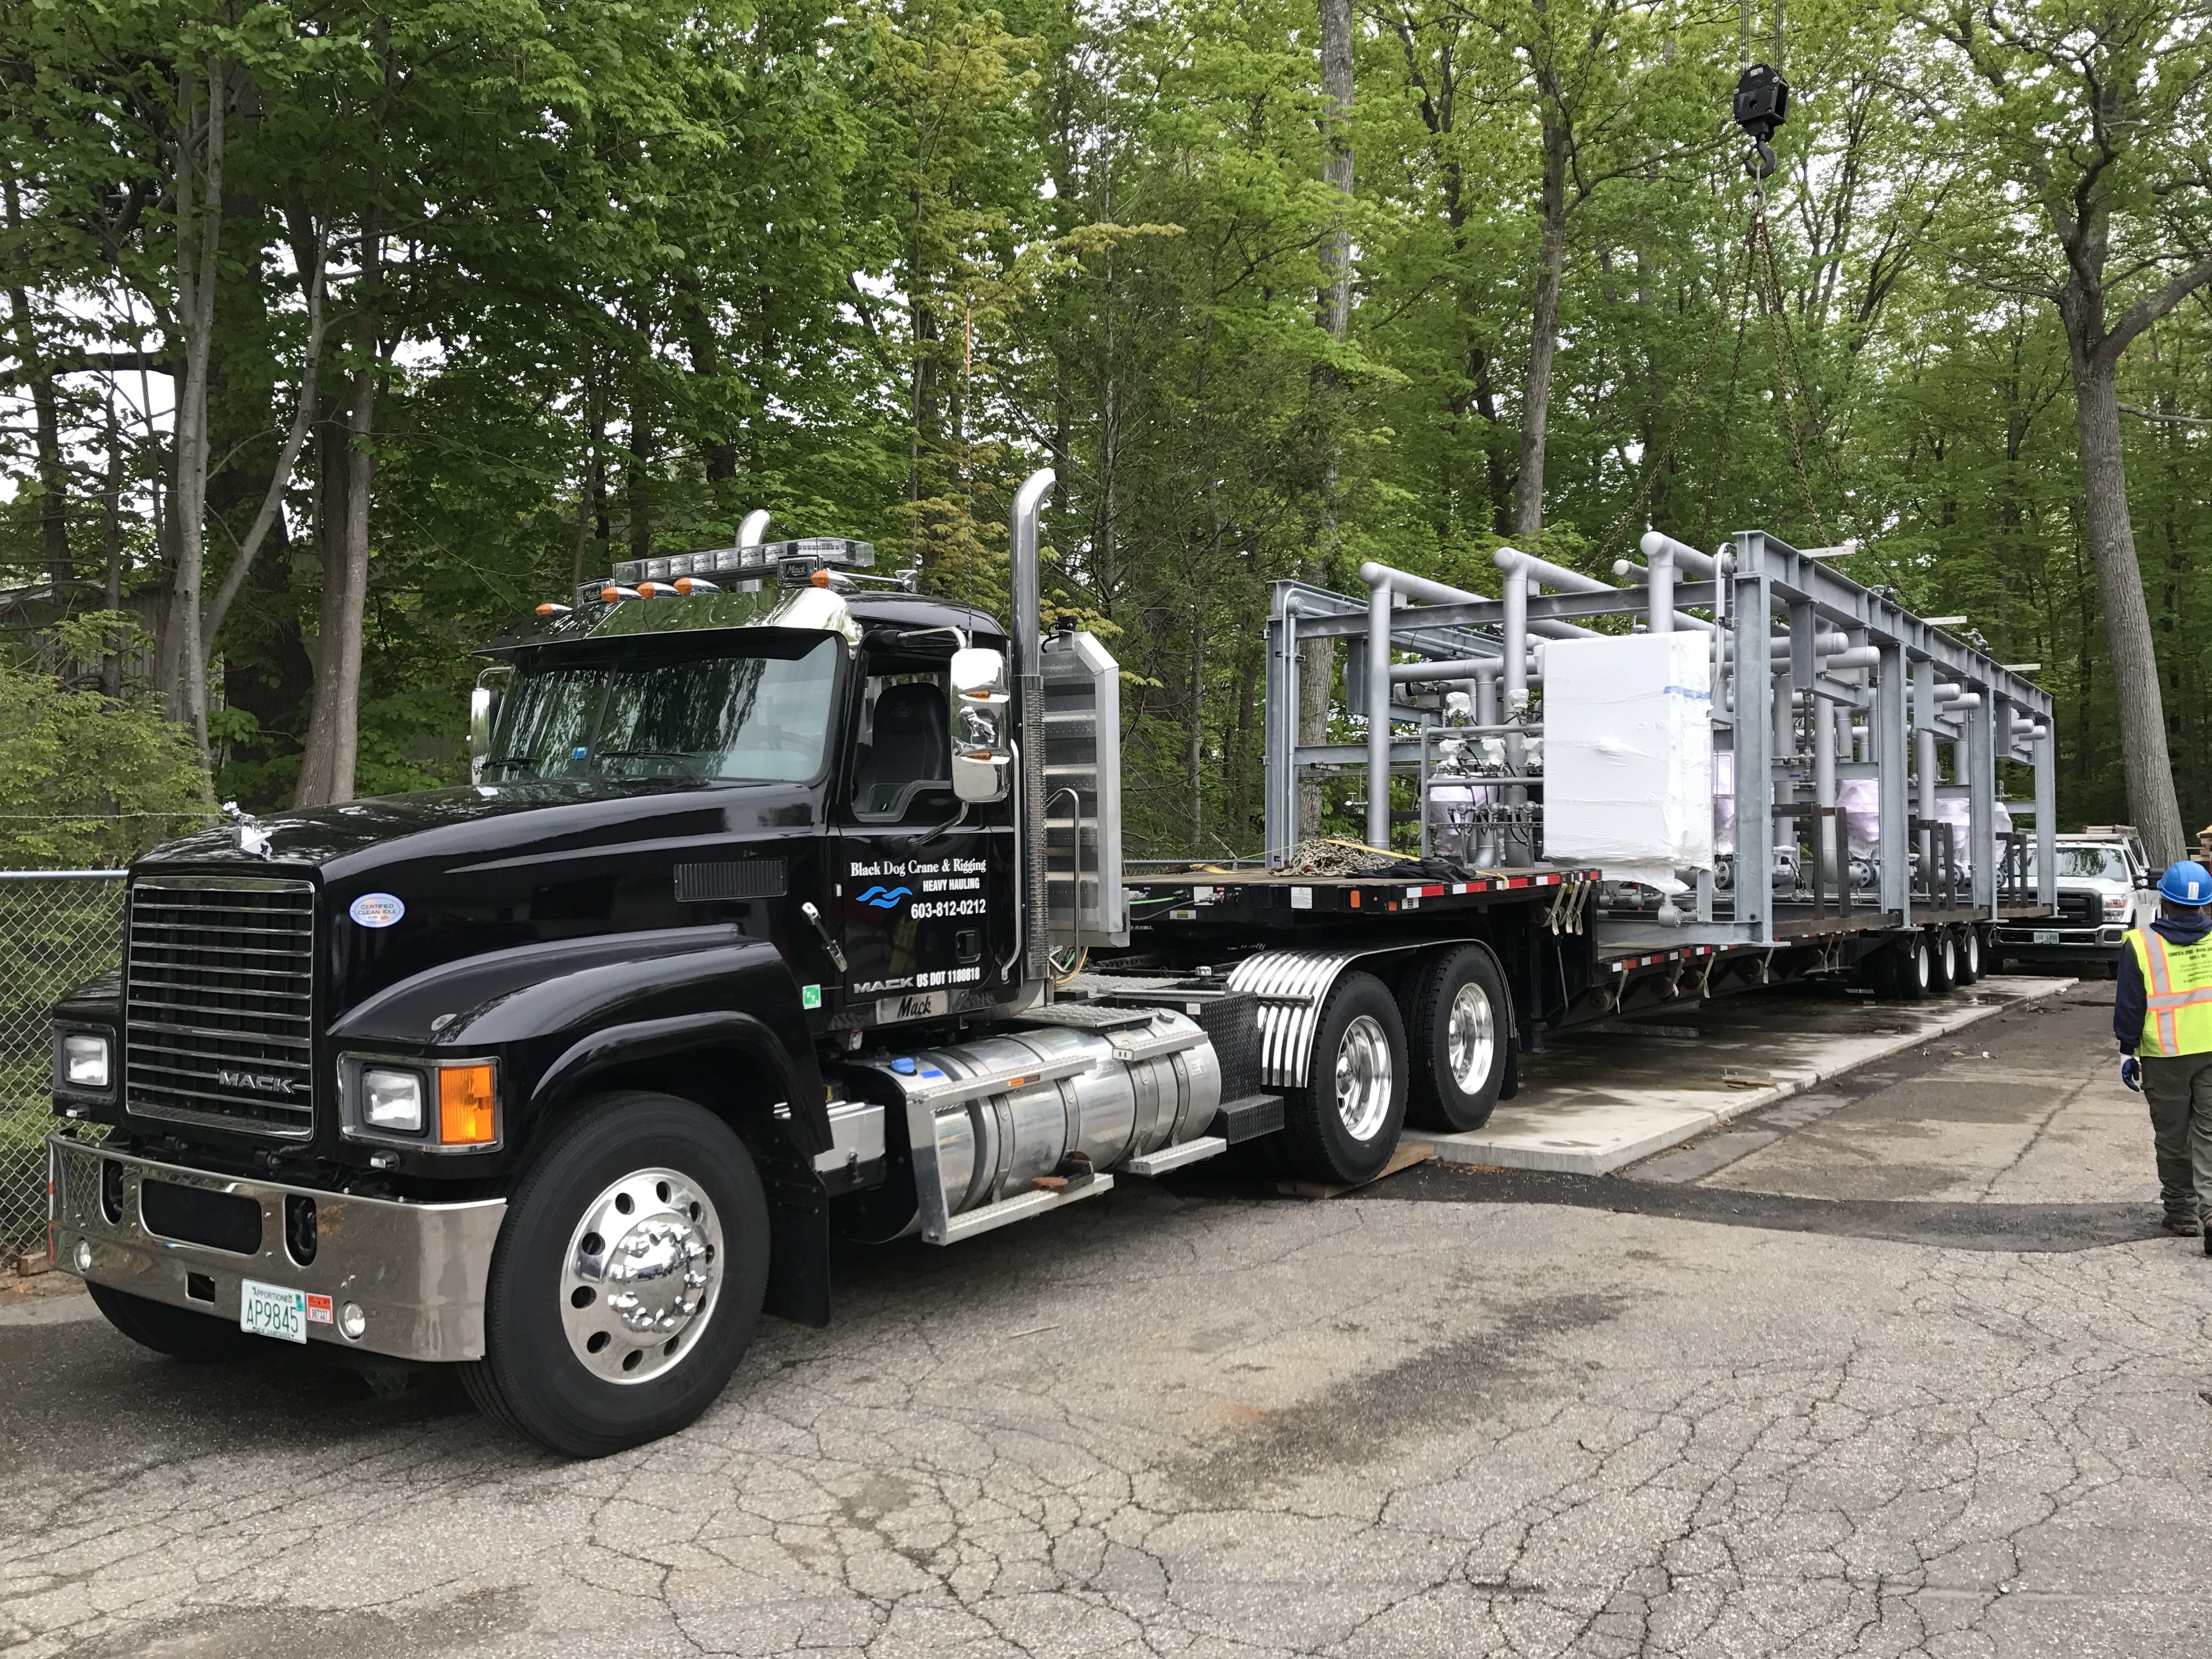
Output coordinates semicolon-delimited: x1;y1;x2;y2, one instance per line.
1401;945;1511;1133
1279;972;1409;1187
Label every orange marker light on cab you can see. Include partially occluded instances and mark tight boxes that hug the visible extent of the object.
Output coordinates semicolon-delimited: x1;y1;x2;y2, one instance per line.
437;1064;497;1146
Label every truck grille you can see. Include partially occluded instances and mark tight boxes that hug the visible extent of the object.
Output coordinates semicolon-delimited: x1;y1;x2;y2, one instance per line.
2053;890;2100;928
125;877;317;1140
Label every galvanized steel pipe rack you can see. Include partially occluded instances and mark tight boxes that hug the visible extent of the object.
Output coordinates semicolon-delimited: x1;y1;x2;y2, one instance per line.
1261;527;2058;952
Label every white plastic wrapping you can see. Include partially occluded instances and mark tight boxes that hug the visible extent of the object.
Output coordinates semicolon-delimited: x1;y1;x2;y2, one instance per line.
1543;632;1714;888
1835;780;2010;872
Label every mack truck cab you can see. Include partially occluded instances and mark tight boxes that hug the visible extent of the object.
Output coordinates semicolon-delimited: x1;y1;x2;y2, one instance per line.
42;473;1346;1457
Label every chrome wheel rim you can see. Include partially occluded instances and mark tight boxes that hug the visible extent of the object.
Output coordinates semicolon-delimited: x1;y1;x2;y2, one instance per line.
1939;934;1955;977
560;1167;721;1385
1445;982;1497;1095
1334;1014;1394;1142
1912;941;1930;988
1963;930;1980;973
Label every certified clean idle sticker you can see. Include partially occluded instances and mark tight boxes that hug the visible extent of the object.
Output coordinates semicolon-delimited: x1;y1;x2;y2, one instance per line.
348;893;406;929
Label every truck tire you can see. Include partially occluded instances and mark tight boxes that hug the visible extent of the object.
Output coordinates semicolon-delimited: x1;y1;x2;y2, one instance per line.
87;1282;253;1362
1876;934;1931;1001
1401;945;1509;1132
1954;926;1982;985
464;1091;770;1458
1926;928;1956;994
1280;971;1408;1186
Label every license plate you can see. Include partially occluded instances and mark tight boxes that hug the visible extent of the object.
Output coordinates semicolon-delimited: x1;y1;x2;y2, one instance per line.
2033;930;2060;945
239;1278;310;1344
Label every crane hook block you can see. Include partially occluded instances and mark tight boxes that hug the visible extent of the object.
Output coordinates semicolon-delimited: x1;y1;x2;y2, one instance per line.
1732;64;1790;144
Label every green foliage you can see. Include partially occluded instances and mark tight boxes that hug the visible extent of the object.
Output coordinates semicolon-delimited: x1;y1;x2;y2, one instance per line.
0;617;213;868
3;0;2208;860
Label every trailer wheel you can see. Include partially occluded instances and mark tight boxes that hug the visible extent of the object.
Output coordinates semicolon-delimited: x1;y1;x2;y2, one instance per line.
1926;928;1957;995
1402;946;1510;1132
1953;926;1982;986
1280;971;1408;1186
87;1283;253;1362
463;1091;769;1458
1863;935;1928;1001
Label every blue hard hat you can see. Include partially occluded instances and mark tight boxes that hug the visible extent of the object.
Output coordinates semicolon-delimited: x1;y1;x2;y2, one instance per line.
2159;860;2212;906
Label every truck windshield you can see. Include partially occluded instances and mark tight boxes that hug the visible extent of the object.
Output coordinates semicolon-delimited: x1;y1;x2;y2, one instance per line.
483;636;840;783
2028;847;2130;882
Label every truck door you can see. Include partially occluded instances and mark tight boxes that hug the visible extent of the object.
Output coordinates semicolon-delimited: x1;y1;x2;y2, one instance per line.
832;654;1018;1028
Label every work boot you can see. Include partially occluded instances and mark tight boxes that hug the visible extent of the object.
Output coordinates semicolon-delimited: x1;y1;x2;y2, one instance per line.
2165;1212;2203;1237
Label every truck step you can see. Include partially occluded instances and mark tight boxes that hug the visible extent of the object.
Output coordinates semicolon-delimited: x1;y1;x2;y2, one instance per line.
1210;1093;1285;1143
930;1174;1116;1245
1122;1136;1228;1176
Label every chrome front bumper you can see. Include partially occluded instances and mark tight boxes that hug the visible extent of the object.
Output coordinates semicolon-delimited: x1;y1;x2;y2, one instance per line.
47;1134;505;1363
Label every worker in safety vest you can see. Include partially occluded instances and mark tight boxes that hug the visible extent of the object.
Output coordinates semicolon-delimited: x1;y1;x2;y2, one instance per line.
2116;860;2212;1242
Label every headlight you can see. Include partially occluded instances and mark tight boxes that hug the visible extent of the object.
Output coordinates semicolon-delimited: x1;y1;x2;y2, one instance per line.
361;1066;426;1132
2103;893;2129;919
60;1032;109;1090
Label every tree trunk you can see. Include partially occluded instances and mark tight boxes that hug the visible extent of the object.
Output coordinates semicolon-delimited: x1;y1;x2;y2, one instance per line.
296;228;380;811
2067;350;2181;860
166;59;227;761
1300;0;1355;843
295;396;350;807
1315;0;1353;351
1514;108;1568;539
2;177;70;589
326;349;375;803
101;400;124;698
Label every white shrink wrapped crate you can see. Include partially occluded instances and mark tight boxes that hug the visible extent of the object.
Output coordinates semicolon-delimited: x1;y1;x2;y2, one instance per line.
1542;631;1714;889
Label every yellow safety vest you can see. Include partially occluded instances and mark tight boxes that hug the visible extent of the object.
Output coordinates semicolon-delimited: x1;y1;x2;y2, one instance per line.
2126;927;2212;1057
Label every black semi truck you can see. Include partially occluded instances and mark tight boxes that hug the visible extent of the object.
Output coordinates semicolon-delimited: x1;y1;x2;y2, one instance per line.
43;469;2038;1455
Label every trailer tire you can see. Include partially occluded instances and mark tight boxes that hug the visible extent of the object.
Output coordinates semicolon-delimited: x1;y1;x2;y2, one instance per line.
1401;946;1509;1132
1926;928;1957;995
463;1091;770;1458
87;1282;254;1362
1280;971;1408;1186
1882;934;1932;1001
1953;926;1982;986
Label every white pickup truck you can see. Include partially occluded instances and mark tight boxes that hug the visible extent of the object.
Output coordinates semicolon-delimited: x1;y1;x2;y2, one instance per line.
1992;826;2156;974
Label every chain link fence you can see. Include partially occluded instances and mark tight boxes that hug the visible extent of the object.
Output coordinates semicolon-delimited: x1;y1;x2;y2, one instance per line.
1;872;124;1265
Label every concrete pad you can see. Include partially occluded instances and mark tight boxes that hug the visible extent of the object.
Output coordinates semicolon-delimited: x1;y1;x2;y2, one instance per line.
1404;975;2076;1175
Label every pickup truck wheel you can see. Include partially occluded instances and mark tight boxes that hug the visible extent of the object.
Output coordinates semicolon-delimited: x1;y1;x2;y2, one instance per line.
1402;946;1509;1132
1926;928;1957;994
1954;926;1982;985
87;1282;252;1362
464;1091;769;1458
1280;972;1407;1186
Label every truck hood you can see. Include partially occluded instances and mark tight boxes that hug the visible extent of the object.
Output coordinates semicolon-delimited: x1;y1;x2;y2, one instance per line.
135;782;814;882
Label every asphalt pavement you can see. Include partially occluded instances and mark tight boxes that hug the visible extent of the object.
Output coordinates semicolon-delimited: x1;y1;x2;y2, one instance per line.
6;985;2209;1658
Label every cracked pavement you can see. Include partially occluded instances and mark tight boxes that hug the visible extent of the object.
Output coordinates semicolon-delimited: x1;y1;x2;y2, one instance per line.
7;991;2211;1657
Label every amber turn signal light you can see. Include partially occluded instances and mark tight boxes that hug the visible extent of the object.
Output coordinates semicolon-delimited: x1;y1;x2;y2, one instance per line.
809;568;830;588
437;1064;497;1146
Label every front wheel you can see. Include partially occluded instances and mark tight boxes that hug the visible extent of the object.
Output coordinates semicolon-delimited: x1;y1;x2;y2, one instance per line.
88;1282;253;1362
464;1091;770;1458
1401;945;1510;1132
1279;971;1408;1187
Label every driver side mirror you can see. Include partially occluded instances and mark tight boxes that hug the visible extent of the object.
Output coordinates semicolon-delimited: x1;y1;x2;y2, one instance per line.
469;666;511;785
948;647;1012;804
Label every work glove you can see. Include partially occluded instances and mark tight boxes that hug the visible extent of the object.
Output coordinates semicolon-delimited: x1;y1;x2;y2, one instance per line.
2120;1056;2142;1093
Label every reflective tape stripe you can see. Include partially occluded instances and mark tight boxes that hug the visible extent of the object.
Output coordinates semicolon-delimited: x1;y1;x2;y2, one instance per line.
2146;988;2212;1009
2144;930;2176;996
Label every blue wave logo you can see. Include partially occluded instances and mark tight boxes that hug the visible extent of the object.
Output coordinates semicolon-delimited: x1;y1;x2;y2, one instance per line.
856;885;912;909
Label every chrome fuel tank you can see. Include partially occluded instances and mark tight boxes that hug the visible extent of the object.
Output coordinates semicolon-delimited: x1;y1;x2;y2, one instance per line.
852;1007;1221;1243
